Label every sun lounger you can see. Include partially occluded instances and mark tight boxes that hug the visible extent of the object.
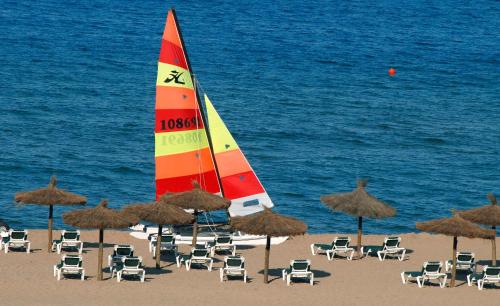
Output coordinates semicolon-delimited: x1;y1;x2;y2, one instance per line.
51;230;83;254
108;245;134;275
53;255;85;281
310;237;355;261
147;227;174;252
151;234;177;258
177;248;213;271
365;236;406;261
113;256;145;282
401;261;447;288
445;252;475;273
210;234;236;256
1;229;30;253
282;259;314;286
467;266;500;290
220;256;247;282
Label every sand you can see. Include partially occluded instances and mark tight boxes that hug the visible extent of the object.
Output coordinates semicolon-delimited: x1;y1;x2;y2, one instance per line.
0;230;497;306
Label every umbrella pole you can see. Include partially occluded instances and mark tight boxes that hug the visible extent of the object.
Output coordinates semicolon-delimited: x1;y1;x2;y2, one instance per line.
493;226;497;266
264;235;271;284
48;205;53;252
191;209;198;246
98;229;104;281
357;216;363;259
155;225;163;269
450;236;457;287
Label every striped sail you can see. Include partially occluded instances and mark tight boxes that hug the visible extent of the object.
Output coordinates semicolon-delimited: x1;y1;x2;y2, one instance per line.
204;94;274;216
155;10;221;199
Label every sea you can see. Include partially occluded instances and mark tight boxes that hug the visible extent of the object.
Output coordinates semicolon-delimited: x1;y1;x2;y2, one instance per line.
0;0;498;234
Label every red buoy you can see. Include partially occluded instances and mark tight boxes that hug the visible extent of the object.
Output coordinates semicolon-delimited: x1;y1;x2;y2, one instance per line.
388;68;396;76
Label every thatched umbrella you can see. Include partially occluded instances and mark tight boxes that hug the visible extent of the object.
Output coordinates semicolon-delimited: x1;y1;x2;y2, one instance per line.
458;193;500;266
14;176;87;252
231;208;307;283
164;182;231;246
63;200;139;281
320;180;396;258
416;214;495;287
124;200;194;268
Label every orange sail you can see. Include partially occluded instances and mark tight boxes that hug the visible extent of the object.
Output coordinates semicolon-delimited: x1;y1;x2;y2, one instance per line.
155;9;220;199
204;95;274;216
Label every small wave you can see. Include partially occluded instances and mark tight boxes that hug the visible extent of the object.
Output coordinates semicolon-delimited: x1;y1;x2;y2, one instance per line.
111;166;144;174
423;137;446;145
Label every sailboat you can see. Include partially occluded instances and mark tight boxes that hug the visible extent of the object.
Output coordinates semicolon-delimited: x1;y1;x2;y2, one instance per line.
130;9;286;245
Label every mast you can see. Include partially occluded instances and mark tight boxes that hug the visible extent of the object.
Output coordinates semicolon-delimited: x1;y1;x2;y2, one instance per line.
171;9;226;198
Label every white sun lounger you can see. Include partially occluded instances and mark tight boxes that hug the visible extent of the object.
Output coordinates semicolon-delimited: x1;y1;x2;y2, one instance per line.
1;229;30;253
365;236;406;261
445;251;475;273
53;254;85;281
401;261;447;288
177;248;213;271
113;256;145;283
220;256;247;282
282;259;314;286
51;230;83;254
108;245;134;276
311;237;355;260
467;266;500;290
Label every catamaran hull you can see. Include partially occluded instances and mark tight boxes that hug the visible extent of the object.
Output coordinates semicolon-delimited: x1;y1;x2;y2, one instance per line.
128;226;287;246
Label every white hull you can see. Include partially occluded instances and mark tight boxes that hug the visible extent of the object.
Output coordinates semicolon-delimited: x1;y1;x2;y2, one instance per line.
129;226;288;246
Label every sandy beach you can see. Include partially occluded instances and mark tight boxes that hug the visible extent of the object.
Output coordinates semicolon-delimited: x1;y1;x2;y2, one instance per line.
0;230;497;306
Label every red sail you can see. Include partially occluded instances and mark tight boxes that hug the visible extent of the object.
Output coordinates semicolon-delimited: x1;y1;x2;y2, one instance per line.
155;10;221;199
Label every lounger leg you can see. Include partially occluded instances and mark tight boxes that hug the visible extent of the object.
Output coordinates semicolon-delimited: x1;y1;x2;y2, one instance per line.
186;260;191;271
347;250;353;260
57;270;61;281
209;260;213;271
220;269;224;282
377;251;383;261
4;244;8;253
78;243;83;254
310;244;316;255
141;271;145;283
53;266;57;277
440;275;447;288
287;274;291;286
232;246;236;256
310;274;314;286
326;251;332;261
399;250;406;261
81;270;85;281
401;272;407;284
417;277;423;288
176;256;181;268
244;271;247;283
477;280;483;290
26;242;30;253
282;269;286;281
117;272;121;282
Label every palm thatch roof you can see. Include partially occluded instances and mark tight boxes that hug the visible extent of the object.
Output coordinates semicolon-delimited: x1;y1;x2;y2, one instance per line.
163;182;231;212
416;214;495;239
63;200;138;229
14;176;86;206
458;193;500;227
124;201;194;225
320;180;395;218
231;208;307;237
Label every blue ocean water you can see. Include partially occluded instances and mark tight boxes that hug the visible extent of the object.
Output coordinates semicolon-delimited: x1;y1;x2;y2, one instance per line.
0;0;498;234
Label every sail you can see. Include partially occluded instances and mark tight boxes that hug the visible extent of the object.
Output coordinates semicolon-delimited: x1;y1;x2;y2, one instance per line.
204;94;274;216
155;10;221;199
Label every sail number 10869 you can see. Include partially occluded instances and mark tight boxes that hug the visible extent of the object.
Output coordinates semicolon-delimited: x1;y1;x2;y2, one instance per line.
160;117;199;130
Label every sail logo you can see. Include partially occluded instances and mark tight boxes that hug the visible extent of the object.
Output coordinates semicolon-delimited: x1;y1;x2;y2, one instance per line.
164;70;185;85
